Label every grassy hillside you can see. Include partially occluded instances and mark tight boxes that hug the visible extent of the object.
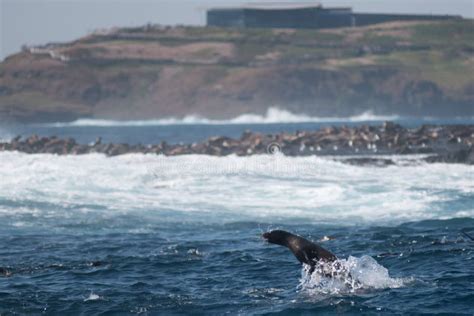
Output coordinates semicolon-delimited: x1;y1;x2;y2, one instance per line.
0;20;473;122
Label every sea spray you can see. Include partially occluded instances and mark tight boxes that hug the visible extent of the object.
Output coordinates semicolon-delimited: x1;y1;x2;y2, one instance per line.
0;151;472;226
299;256;412;296
42;108;400;127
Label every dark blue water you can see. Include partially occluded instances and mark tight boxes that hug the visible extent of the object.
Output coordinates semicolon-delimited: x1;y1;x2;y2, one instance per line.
3;117;474;145
1;219;473;315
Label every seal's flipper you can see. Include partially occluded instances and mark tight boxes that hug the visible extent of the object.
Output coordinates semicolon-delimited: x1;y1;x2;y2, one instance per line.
263;230;337;266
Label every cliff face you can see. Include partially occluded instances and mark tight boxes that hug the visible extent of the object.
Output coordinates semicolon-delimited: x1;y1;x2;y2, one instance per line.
0;20;473;123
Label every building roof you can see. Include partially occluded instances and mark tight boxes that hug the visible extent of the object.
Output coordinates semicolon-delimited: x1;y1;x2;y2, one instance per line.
208;3;352;12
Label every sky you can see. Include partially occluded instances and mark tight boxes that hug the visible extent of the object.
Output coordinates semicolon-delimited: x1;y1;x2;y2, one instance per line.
1;0;473;60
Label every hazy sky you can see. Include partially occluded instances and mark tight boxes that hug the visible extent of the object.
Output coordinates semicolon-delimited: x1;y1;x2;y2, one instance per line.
1;0;473;60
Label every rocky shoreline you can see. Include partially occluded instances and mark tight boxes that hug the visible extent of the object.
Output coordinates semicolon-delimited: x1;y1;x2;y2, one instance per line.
1;122;473;165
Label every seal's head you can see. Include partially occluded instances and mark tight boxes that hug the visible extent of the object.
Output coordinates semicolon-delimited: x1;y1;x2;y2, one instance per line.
262;230;293;246
0;267;12;277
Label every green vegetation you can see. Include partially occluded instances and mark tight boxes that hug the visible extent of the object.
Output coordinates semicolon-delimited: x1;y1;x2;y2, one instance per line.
413;20;474;47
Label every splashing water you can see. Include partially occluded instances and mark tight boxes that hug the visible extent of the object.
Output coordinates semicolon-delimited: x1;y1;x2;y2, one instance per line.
0;152;472;227
84;292;101;302
299;256;411;296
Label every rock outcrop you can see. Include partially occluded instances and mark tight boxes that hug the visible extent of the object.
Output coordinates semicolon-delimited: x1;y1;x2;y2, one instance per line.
1;123;473;165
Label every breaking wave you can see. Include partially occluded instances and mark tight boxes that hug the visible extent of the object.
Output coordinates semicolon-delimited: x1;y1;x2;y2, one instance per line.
44;108;400;127
0;127;13;142
0;151;472;227
299;256;413;296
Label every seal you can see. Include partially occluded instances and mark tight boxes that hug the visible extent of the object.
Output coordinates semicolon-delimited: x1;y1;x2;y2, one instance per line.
262;230;337;273
0;267;12;277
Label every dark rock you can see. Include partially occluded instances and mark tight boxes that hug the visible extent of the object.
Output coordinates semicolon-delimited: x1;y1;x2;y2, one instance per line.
26;134;39;145
71;145;89;155
398;145;413;154
382;121;403;133
343;157;395;166
44;138;65;150
416;147;434;154
240;130;253;141
167;145;193;155
425;147;474;164
0;124;473;164
107;144;129;156
93;137;102;146
207;136;236;148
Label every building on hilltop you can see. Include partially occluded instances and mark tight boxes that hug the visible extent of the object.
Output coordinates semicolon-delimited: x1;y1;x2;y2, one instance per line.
206;4;461;29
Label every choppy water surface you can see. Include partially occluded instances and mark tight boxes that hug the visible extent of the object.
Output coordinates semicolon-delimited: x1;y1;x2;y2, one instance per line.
2;113;473;145
0;121;473;314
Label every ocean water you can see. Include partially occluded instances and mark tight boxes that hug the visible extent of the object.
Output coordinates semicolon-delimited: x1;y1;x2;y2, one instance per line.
0;119;473;315
2;108;473;145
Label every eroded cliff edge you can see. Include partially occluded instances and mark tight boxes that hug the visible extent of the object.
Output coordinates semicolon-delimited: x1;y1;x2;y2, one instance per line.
0;20;473;123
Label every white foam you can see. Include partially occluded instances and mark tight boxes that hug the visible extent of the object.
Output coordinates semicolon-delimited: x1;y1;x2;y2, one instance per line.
43;108;400;127
299;256;412;296
84;292;101;302
0;152;472;226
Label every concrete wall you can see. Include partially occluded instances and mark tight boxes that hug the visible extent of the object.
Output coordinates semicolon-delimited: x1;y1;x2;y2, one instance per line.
207;8;460;29
244;8;320;29
207;9;245;27
353;13;460;27
315;12;353;28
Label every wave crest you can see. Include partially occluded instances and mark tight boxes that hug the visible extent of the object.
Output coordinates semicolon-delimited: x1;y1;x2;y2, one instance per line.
44;108;400;127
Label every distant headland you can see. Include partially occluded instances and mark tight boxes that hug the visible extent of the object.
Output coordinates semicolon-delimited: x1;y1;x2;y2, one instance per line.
0;19;473;123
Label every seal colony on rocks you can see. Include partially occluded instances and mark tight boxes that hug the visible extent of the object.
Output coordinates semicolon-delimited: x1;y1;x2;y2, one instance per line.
0;123;473;164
